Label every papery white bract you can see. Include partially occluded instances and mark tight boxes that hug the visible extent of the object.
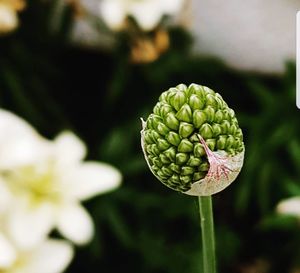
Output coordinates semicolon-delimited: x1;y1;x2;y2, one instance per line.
184;135;244;196
0;109;122;249
99;0;185;31
0;234;73;273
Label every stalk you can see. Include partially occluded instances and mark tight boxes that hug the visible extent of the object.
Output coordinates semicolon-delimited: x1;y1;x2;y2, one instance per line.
198;196;216;273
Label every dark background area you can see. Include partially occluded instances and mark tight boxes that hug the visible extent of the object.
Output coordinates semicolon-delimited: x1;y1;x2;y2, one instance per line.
1;1;300;273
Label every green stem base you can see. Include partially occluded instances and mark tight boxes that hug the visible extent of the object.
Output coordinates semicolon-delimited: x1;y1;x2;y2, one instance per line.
198;196;216;273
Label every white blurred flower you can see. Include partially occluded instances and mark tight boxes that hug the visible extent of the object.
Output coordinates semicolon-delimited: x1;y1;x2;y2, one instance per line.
0;0;25;34
0;3;18;34
276;197;300;216
191;0;298;73
99;0;184;31
0;109;122;249
0;234;73;273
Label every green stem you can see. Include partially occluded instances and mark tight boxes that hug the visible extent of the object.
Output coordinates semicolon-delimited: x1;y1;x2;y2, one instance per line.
198;196;216;273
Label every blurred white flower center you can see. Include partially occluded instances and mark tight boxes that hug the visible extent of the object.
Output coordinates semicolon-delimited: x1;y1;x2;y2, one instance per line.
2;163;61;207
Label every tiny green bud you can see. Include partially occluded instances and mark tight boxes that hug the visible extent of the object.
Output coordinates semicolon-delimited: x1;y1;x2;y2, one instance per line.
166;131;181;146
159;104;173;118
162;166;173;176
193;172;205;181
164;112;179;130
150;130;160;143
164;147;176;162
193;110;206;129
176;153;189;165
203;106;215;122
229;124;237;135
221;120;231;134
217;135;227;150
214;95;224;109
151;144;160;156
188;83;202;96
160;153;171;164
176;84;187;92
226;135;235;148
203;86;215;95
181;166;195;176
152;157;163;168
157;170;169;180
223;110;231;121
206;94;218;108
187;155;202;167
153;103;161;116
189;94;205;110
169;163;181;174
166;88;178;103
170;174;180;183
189;134;200;142
178;139;194;153
159;91;168;102
157;122;170;136
148;114;162;130
170;91;186;111
180;175;192;184
199;162;209;172
157;139;170;151
179;122;194;138
144;131;154;144
176;104;193;122
194;143;206;157
212;123;222;136
236;128;243;139
199;123;214;139
206;139;216;150
214;110;224;123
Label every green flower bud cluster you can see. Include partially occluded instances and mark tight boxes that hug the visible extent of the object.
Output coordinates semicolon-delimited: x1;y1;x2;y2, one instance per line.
141;84;244;193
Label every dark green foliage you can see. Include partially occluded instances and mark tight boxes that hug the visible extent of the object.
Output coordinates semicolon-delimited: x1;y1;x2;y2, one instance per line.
1;1;300;273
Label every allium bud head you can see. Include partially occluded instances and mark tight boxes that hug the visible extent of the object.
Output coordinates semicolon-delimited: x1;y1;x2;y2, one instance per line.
141;84;245;196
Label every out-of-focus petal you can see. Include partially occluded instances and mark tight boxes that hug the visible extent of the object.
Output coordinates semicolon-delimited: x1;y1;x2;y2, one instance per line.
99;0;126;30
129;1;163;31
0;233;16;269
162;0;184;15
0;3;18;34
56;203;94;245
0;109;50;169
54;131;86;166
21;239;73;273
67;162;121;201
0;179;12;215
277;197;300;216
6;201;55;250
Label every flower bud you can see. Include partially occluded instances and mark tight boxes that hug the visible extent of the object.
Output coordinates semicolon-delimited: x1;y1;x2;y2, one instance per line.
176;153;189;165
164;112;179;130
166;131;181;146
199;123;213;139
170;91;186;111
189;94;205;111
193;110;206;129
178;139;193;153
157;122;170;136
179;122;194;138
203;106;215;122
141;83;245;196
160;104;173;117
157;138;170;151
176;104;192;123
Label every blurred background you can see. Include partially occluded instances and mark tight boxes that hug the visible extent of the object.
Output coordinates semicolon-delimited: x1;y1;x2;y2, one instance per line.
0;0;299;272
